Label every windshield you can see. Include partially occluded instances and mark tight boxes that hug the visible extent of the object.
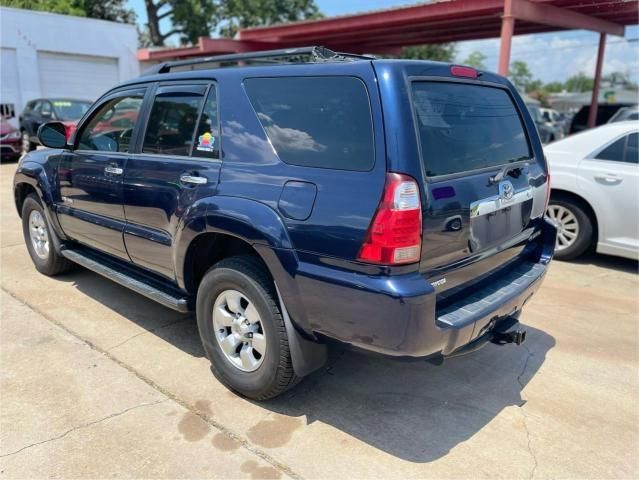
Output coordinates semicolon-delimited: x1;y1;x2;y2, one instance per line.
412;82;531;177
52;100;92;121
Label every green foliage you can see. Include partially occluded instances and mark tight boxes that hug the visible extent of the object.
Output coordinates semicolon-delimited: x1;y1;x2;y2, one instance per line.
564;73;594;93
397;43;456;62
508;60;533;92
0;0;135;23
544;81;564;93
462;51;486;70
220;0;322;38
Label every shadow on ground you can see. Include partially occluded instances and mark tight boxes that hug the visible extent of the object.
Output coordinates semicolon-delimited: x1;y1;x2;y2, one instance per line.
564;251;638;274
53;262;555;463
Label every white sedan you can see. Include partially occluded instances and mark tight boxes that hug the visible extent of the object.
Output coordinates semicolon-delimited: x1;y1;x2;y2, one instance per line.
544;121;638;260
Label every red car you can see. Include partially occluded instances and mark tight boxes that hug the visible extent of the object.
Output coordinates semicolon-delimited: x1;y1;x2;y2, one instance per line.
0;119;22;161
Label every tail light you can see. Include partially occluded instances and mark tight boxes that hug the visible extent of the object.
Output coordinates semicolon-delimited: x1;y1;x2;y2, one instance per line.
357;173;422;265
451;65;478;79
62;122;76;141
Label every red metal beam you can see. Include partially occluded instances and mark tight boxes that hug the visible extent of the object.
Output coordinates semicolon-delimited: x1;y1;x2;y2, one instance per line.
588;33;606;128
499;0;515;76
511;0;625;36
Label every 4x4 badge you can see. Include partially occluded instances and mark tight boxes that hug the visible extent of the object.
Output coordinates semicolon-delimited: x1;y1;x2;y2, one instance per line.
499;180;514;201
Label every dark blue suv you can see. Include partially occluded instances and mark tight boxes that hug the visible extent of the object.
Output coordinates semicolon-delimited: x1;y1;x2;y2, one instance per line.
14;48;556;399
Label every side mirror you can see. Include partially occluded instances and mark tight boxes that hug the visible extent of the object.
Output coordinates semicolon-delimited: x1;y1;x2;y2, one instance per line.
37;122;68;149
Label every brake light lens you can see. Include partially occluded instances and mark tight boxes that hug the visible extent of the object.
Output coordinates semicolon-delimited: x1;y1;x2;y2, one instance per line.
357;173;422;265
451;65;478;79
62;121;76;142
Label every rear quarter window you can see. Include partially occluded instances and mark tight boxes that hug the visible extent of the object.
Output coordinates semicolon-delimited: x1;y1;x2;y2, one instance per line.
244;76;374;171
412;82;531;177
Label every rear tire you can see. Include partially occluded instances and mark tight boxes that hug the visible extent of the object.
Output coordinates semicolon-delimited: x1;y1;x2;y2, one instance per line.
21;194;74;276
21;130;36;156
546;197;594;260
196;255;299;400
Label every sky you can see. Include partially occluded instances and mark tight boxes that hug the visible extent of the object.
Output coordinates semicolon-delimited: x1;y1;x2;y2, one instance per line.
128;0;639;84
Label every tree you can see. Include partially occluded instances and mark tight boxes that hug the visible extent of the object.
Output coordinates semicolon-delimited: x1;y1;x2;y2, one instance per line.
144;0;218;47
564;73;594;93
508;60;533;92
220;0;322;39
544;81;564;93
0;0;135;23
398;43;456;62
462;51;486;70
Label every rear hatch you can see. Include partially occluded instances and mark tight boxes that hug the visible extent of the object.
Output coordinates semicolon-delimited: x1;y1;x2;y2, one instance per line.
408;76;548;295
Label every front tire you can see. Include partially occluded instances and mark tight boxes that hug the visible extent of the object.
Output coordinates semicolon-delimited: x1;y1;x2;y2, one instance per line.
196;255;299;400
546;197;594;260
21;194;74;276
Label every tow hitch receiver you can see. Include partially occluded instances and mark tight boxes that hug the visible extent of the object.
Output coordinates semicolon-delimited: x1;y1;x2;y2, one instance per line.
491;328;527;346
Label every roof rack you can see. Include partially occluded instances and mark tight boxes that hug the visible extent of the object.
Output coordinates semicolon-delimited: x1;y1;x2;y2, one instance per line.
142;46;375;76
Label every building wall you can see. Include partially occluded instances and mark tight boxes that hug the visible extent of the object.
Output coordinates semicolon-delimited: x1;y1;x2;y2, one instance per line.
0;7;139;126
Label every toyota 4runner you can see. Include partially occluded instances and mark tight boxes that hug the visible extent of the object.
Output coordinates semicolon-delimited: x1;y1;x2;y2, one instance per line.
14;47;556;400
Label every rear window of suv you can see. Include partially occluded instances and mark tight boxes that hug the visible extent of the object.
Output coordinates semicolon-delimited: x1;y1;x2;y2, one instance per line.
244;76;374;171
411;82;531;177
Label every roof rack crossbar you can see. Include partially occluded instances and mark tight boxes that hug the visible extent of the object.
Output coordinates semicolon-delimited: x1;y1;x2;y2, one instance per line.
142;46;374;76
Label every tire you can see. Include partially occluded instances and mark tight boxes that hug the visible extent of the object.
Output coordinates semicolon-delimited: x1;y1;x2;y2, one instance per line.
196;255;299;400
21;130;36;156
546;197;594;260
21;194;74;276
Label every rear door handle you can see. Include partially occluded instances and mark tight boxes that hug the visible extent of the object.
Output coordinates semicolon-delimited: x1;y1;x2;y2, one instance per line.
104;166;123;175
180;174;207;185
594;173;622;183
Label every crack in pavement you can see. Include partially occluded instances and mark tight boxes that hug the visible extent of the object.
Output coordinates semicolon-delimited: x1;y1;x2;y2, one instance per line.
106;316;192;352
517;346;539;480
1;287;303;480
0;399;167;458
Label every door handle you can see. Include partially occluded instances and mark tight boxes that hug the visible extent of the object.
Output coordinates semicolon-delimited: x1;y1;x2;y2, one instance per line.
594;173;622;183
104;166;123;175
180;174;207;185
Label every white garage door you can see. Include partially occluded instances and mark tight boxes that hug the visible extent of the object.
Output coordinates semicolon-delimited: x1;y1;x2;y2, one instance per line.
1;48;20;113
37;51;119;102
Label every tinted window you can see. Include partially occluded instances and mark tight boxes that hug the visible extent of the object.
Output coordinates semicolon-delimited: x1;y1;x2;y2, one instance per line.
143;88;204;156
40;101;53;118
52;100;91;121
77;94;143;152
244;77;374;171
596;136;626;162
193;86;219;159
412;82;530;176
625;133;638;164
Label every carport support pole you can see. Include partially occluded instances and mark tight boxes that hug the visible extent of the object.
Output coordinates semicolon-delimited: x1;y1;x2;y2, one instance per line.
587;33;606;128
498;0;515;76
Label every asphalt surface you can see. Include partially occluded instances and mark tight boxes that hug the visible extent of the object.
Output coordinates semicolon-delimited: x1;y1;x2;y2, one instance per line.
1;160;638;479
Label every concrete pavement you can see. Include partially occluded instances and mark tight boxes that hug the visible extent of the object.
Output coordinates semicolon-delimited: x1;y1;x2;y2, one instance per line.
1;160;638;479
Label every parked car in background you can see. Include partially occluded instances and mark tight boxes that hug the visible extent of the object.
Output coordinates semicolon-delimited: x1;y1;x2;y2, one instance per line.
569;103;634;134
607;105;639;123
527;104;564;143
0;118;22;161
13;49;555;400
19;98;91;155
540;107;570;134
545;121;638;260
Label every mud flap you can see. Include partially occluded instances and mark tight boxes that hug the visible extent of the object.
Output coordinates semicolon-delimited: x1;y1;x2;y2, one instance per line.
275;283;327;377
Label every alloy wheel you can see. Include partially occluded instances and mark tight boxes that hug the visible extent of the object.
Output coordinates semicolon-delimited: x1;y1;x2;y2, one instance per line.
212;289;266;372
546;204;580;251
28;210;50;260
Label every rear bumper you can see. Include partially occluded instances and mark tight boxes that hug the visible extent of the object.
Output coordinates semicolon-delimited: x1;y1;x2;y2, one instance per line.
292;218;556;358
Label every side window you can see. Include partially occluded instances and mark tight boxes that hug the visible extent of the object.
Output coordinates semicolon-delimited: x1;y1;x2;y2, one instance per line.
624;133;638;164
77;94;144;153
142;86;205;156
33;101;42;115
193;85;219;159
41;101;52;119
595;135;627;163
244;76;374;171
